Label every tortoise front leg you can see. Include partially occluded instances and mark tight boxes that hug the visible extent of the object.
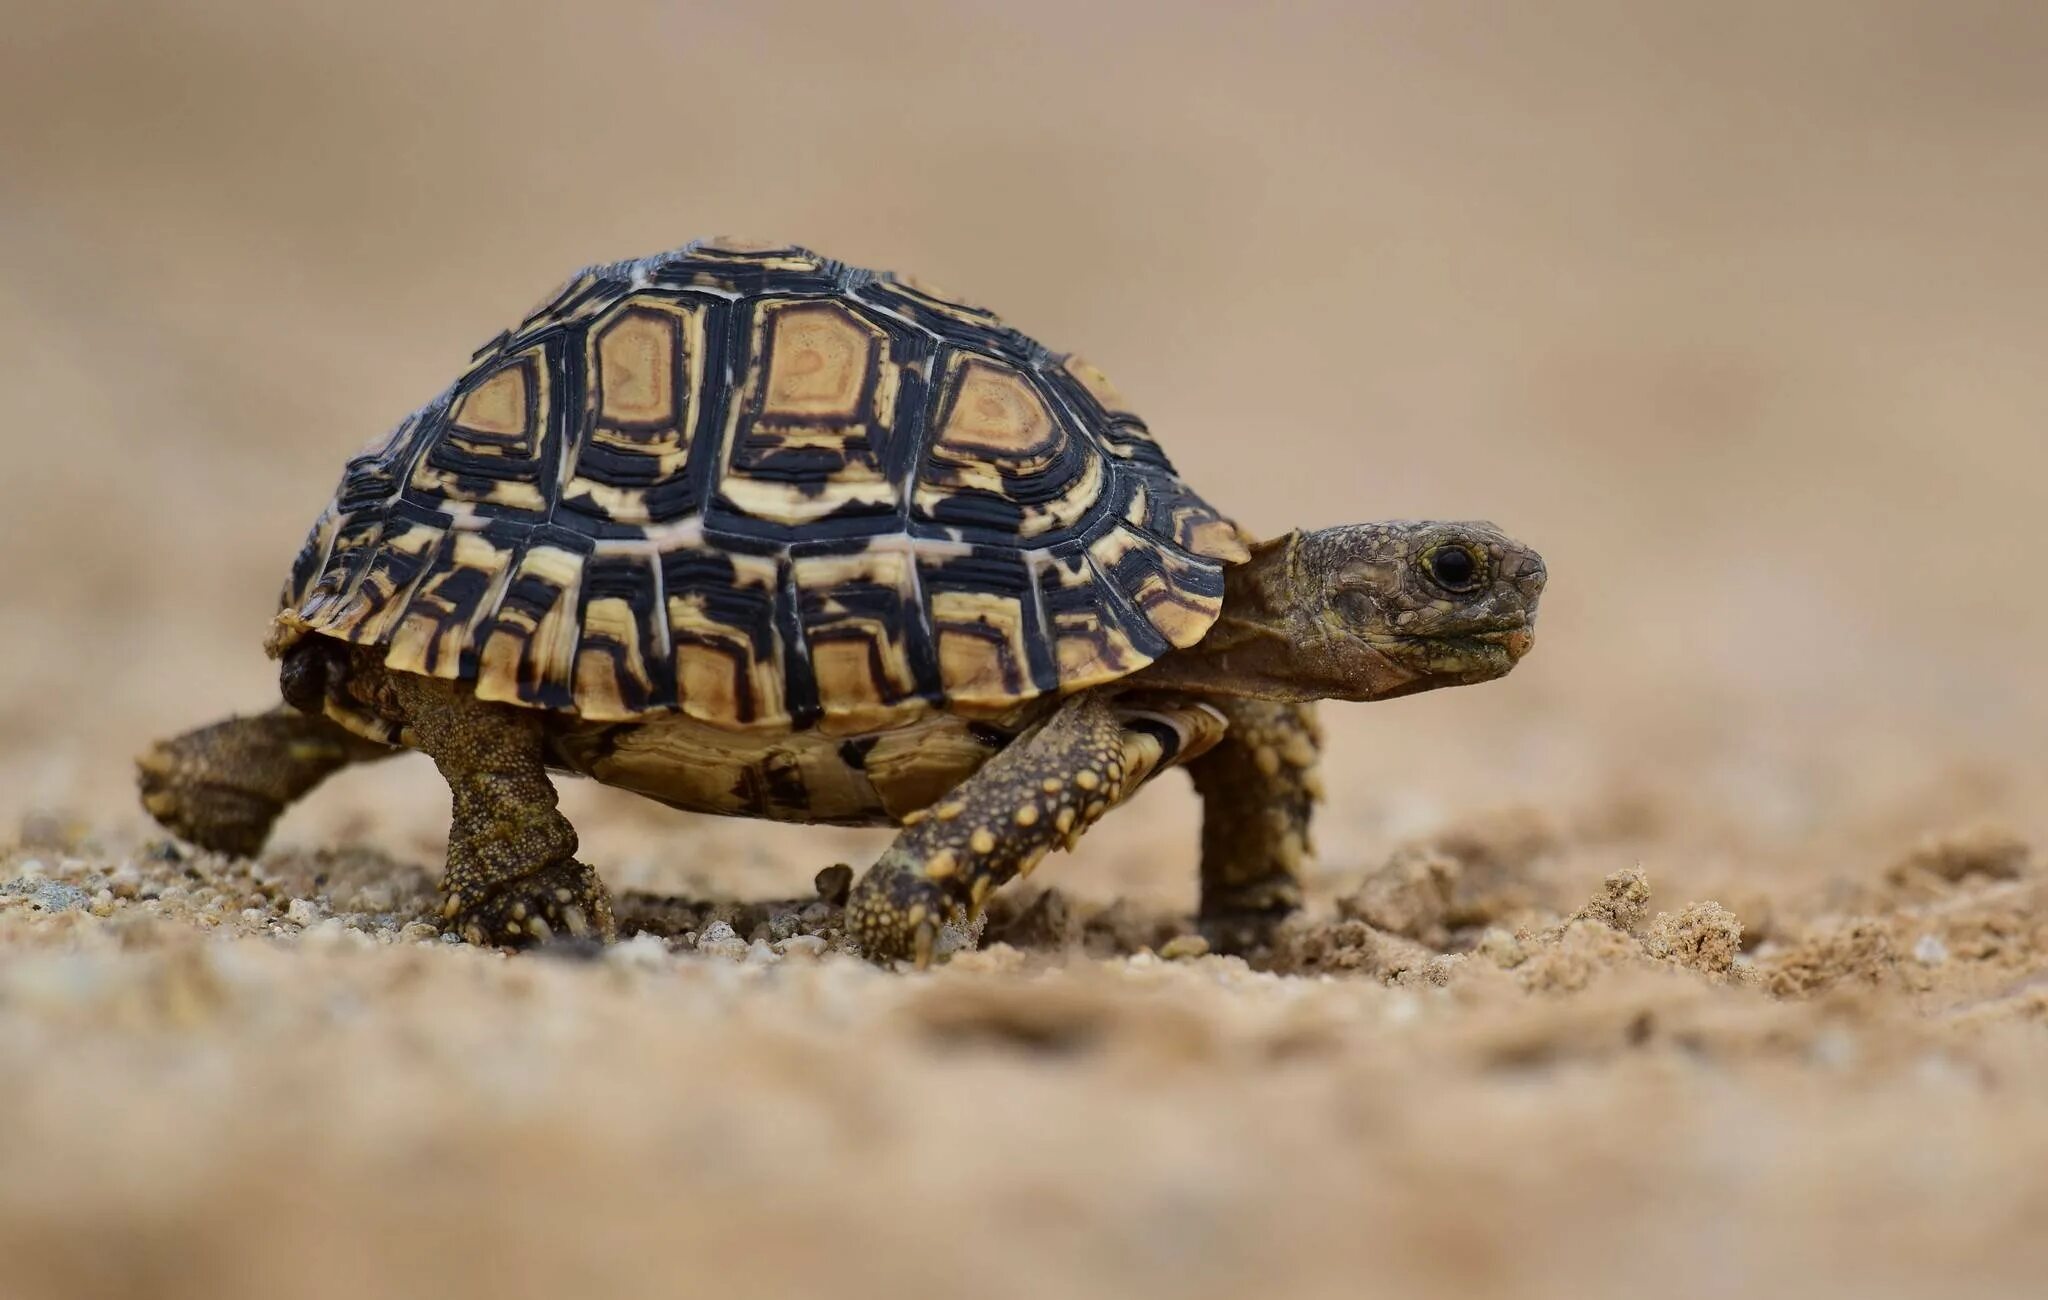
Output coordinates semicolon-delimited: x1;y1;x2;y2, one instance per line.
849;694;1132;966
138;707;396;856
847;693;1230;965
384;673;616;949
1189;700;1321;953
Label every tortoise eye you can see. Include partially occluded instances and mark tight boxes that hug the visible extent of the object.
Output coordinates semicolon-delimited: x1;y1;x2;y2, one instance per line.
1427;546;1481;592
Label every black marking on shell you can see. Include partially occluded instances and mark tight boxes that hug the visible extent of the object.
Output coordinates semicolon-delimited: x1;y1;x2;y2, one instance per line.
280;241;1242;726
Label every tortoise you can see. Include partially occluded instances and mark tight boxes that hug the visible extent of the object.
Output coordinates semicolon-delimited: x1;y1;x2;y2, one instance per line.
137;238;1546;964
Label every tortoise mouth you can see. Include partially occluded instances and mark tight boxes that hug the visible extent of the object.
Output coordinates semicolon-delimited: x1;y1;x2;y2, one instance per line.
1379;618;1536;681
1426;625;1536;660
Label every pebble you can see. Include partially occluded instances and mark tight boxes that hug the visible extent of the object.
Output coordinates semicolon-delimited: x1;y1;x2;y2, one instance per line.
744;939;782;966
695;920;750;961
301;917;350;948
285;899;323;927
776;935;828;959
1159;935;1210;961
3;877;90;912
1913;934;1949;965
605;933;672;971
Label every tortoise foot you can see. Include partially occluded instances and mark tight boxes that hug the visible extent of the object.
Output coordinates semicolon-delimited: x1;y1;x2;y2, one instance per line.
136;731;290;858
1198;876;1302;956
444;858;618;950
848;859;955;968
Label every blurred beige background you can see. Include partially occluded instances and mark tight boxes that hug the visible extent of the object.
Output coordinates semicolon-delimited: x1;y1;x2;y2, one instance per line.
3;0;2045;897
9;7;2048;1300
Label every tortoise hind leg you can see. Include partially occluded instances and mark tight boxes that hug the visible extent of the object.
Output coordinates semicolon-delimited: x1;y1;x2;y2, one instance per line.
384;671;616;949
1189;700;1321;954
138;707;396;856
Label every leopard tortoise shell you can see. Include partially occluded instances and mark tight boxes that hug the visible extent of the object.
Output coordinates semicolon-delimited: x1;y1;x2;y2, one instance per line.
275;237;1250;738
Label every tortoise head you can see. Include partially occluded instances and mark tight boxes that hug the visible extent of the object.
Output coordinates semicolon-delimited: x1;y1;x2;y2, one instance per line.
1139;521;1545;702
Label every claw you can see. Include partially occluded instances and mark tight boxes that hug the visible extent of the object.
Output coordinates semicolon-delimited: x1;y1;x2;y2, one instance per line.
912;919;937;971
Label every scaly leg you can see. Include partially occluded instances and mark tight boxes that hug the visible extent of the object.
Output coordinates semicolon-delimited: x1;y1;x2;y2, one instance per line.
848;694;1130;965
137;707;396;856
847;692;1228;965
385;673;616;949
1189;699;1322;952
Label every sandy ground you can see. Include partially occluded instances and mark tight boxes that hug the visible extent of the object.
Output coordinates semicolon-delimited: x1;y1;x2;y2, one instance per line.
4;2;2048;1297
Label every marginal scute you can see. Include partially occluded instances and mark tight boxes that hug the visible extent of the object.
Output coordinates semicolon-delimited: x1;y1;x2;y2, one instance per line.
1089;522;1226;649
384;531;517;680
330;521;447;645
473;545;586;710
277;241;1249;725
791;547;929;734
1035;550;1161;692
571;551;669;720
662;546;787;728
1060;353;1136;421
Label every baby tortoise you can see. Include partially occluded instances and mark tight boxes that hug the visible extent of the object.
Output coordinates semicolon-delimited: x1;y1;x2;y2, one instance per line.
139;239;1545;965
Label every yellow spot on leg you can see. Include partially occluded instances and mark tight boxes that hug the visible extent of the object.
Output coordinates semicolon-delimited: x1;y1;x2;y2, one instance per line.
1254;746;1282;777
1075;770;1100;792
925;850;959;879
970;828;997;855
1014;805;1040;828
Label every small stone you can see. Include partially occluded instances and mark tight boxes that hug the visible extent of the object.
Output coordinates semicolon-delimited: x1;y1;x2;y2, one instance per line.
1159;934;1210;961
301;917;349;948
1913;933;1949;965
285;898;323;927
3;877;90;913
744;939;782;965
89;889;116;918
399;921;441;944
606;933;672;970
695;920;749;960
777;935;828;959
